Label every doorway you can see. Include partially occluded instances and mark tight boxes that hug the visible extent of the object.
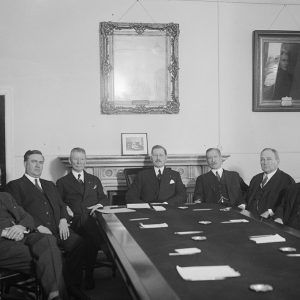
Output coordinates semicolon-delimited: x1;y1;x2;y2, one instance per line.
0;95;6;191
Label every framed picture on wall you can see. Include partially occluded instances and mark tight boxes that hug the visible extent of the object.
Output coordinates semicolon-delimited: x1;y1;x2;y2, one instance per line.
253;30;300;111
99;22;179;114
121;133;148;155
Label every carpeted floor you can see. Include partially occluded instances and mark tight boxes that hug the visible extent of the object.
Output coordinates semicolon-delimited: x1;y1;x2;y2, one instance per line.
86;266;132;300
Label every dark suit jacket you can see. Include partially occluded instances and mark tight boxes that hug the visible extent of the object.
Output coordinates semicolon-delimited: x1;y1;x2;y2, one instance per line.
275;183;300;230
193;170;248;206
0;192;34;235
246;169;295;215
56;171;108;226
125;167;186;205
5;175;69;230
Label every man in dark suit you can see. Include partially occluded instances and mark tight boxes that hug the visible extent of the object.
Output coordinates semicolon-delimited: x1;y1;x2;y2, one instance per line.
0;192;66;300
193;148;248;207
56;147;109;289
273;183;300;229
5;150;90;300
246;148;295;219
126;145;186;205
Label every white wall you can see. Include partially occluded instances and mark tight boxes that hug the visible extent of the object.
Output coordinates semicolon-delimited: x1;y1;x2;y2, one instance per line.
0;0;299;184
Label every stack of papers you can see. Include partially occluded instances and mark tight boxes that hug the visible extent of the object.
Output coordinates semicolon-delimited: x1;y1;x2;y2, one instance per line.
221;219;249;224
127;203;151;209
169;248;201;256
152;206;166;211
249;234;286;244
139;222;168;229
176;265;241;281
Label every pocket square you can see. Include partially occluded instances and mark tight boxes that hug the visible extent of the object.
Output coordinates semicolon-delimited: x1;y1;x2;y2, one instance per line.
93;185;97;189
170;179;175;184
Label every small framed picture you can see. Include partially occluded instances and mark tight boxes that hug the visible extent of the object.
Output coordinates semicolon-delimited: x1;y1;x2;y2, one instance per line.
121;133;148;156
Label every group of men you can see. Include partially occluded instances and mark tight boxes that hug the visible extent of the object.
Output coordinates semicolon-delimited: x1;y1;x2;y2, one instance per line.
1;145;300;300
1;148;108;300
126;145;299;229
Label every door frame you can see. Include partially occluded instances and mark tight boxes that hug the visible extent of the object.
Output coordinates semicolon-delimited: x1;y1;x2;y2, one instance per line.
0;87;15;182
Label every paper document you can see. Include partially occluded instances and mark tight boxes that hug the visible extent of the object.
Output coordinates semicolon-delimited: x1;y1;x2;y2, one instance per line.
150;202;168;205
139;223;168;229
176;265;241;281
174;231;203;235
99;208;135;214
221;219;249;223
169;248;201;256
178;206;188;209
152;206;166;211
193;208;212;211
127;203;151;209
249;234;286;244
130;217;150;221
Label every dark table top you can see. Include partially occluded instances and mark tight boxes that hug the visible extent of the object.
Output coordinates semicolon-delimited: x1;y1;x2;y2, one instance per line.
97;203;300;300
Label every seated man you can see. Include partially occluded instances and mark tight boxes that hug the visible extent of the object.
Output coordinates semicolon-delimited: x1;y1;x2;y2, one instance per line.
5;150;90;300
246;148;295;219
0;192;66;300
56;147;109;289
193;148;248;206
126;145;186;205
274;183;300;229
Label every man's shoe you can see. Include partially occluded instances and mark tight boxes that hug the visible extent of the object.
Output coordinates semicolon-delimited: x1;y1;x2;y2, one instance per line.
68;285;91;300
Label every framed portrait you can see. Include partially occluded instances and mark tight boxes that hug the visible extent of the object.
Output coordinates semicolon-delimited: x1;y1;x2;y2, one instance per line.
253;30;300;112
121;133;148;156
99;22;179;114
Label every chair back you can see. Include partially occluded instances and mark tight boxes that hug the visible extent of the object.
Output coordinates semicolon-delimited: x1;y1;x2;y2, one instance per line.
123;168;147;187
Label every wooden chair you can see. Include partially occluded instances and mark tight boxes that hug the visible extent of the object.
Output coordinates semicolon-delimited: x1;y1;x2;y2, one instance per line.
0;268;42;300
123;167;148;188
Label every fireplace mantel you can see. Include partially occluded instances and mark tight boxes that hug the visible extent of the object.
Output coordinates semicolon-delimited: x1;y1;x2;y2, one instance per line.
58;154;229;203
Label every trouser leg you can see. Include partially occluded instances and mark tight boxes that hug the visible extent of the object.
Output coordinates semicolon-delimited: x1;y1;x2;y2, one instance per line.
25;233;67;299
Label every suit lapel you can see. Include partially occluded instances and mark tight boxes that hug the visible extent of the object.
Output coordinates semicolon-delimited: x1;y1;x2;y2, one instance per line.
68;172;84;194
263;169;280;190
21;175;41;195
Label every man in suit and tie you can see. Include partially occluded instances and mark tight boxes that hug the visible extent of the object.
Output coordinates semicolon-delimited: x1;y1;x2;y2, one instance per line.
246;148;295;219
56;147;109;289
193;148;248;206
125;145;187;205
0;192;67;300
273;183;300;229
5;150;90;300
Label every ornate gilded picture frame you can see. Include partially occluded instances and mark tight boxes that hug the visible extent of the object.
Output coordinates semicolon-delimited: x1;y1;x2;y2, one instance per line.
99;22;179;114
253;30;300;112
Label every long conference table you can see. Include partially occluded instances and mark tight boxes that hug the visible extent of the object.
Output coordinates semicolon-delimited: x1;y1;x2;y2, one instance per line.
96;203;300;300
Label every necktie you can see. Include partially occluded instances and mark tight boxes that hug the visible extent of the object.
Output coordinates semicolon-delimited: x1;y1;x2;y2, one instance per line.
261;174;268;188
34;179;43;192
78;174;84;185
216;171;221;181
157;169;162;184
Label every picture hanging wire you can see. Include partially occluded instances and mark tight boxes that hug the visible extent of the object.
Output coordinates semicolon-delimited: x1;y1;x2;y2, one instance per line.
117;0;156;23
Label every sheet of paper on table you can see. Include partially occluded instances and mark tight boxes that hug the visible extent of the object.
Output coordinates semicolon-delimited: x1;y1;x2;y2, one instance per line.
139;222;168;229
176;265;241;281
169;248;201;256
221;219;249;223
152;206;166;211
249;234;286;244
127;203;151;209
98;208;136;214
